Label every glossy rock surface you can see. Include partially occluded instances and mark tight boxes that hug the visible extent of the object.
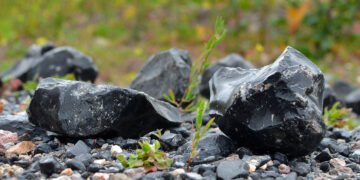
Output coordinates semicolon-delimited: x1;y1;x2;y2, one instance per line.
0;44;98;84
345;89;360;115
323;84;340;110
28;78;182;138
130;48;191;101
209;46;326;157
200;54;254;98
177;131;235;164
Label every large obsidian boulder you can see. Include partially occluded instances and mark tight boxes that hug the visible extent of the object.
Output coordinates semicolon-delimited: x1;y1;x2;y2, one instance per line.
200;54;254;98
130;48;191;102
28;78;182;138
0;44;98;85
209;46;326;157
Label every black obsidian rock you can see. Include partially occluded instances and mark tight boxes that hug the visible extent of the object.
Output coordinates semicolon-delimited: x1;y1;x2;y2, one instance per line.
200;54;254;99
323;84;340;110
39;156;63;176
28;78;182;138
332;80;357;100
177;132;235;164
345;89;360;115
66;140;90;158
130;48;191;102
0;114;34;136
0;44;98;85
209;46;326;157
216;160;250;179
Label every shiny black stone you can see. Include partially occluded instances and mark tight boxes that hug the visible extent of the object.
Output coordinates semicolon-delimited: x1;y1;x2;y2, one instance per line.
209;47;326;157
28;78;182;138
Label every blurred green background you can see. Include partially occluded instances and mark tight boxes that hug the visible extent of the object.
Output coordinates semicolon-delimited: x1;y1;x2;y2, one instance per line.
0;0;359;86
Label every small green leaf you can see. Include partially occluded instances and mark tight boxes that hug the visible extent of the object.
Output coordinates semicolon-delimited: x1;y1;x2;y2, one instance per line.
128;159;143;168
215;16;225;35
200;117;216;138
154;129;163;138
116;154;129;167
141;142;151;153
154;158;174;170
196;101;206;131
136;149;145;158
154;140;161;151
129;154;138;160
163;95;172;103
168;89;176;101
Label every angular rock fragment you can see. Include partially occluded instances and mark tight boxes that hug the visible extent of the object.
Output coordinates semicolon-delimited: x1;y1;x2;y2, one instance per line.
177;131;235;164
209;46;326;157
291;162;311;176
200;54;254;98
34;143;52;154
349;149;360;163
315;148;332;162
319;138;351;156
130;48;191;101
143;172;174;179
159;131;186;150
332;80;357;100
323;84;340;110
28;78;182;138
0;130;18;145
216;160;249;179
5;141;35;157
242;155;271;168
65;159;86;171
0;44;98;85
39;156;63;176
345;89;360;115
66;140;90;158
0;113;34;136
278;164;291;174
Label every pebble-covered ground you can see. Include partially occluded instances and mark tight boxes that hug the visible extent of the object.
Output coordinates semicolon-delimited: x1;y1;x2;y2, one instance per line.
1;93;360;180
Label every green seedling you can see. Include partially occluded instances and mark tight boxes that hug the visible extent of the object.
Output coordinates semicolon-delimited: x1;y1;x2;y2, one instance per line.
164;16;226;112
154;129;163;139
117;140;173;170
187;100;215;170
323;102;359;129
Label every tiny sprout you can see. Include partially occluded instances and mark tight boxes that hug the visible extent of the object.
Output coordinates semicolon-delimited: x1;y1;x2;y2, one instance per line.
323;102;359;129
187;100;215;170
117;140;173;170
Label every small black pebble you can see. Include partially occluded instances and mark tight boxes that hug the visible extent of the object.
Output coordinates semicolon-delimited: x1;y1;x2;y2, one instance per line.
319;161;330;172
88;163;103;173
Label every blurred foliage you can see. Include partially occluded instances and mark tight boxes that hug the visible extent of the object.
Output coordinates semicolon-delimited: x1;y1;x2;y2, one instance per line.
0;0;359;86
164;16;226;112
323;102;359;130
